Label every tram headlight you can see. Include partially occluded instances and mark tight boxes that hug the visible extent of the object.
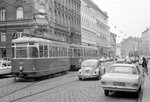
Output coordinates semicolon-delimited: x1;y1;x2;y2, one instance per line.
19;66;23;71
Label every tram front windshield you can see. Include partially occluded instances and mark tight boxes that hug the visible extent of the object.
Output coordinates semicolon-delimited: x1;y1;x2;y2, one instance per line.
29;47;38;58
13;45;38;58
16;47;27;58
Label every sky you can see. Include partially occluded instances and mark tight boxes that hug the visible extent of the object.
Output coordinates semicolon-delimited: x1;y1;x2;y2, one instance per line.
92;0;150;43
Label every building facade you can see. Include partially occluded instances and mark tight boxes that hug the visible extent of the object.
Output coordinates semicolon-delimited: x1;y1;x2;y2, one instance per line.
0;0;81;58
141;27;150;57
81;0;109;58
95;7;109;58
81;0;97;46
109;32;117;58
120;37;140;58
116;44;121;58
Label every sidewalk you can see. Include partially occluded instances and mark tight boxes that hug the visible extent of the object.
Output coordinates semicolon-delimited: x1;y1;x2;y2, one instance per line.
142;68;150;102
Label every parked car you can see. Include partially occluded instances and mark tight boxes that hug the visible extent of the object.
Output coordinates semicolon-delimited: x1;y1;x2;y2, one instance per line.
99;57;106;63
0;57;11;66
101;63;143;97
125;58;132;64
130;57;136;63
0;66;12;76
78;59;105;80
116;58;125;63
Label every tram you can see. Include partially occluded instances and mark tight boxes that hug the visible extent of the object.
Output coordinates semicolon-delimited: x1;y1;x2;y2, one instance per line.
11;37;70;78
70;44;99;70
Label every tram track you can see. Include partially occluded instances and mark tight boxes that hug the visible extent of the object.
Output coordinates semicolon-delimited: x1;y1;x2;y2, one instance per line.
0;79;16;89
0;80;38;99
0;71;78;102
10;78;78;102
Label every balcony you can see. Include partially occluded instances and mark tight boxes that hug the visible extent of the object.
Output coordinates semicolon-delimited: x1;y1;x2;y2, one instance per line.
0;19;33;27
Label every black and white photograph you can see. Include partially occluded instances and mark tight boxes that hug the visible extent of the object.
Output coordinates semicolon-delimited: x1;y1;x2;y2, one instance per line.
0;0;150;102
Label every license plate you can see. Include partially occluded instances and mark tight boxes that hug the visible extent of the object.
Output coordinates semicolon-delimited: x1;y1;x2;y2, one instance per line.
113;82;125;86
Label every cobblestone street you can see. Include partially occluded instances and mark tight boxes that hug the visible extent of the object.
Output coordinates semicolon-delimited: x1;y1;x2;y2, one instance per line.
0;61;142;102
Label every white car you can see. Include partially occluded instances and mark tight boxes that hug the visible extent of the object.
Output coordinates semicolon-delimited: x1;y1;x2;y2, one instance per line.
101;63;143;97
78;59;105;80
116;58;125;63
0;66;12;76
99;57;106;63
0;57;11;66
125;58;132;64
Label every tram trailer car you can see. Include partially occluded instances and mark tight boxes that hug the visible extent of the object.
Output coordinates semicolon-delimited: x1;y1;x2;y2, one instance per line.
69;44;99;71
11;37;70;78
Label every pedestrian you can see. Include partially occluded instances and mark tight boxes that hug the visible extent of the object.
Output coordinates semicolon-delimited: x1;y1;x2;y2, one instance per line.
142;57;148;76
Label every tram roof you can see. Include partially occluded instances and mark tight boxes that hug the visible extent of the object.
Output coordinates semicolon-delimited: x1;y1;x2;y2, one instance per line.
70;44;98;50
12;37;68;45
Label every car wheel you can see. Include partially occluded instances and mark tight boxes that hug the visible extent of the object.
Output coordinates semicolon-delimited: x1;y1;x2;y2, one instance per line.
135;86;141;97
104;90;109;96
79;77;82;80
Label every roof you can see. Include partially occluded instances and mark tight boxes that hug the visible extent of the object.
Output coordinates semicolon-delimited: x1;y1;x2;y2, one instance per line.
12;37;68;46
70;44;98;50
111;63;136;67
12;37;51;43
82;0;108;18
83;59;98;63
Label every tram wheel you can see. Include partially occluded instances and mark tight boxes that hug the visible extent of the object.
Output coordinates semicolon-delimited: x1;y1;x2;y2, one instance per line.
79;77;82;80
14;77;17;82
61;71;65;74
50;74;54;78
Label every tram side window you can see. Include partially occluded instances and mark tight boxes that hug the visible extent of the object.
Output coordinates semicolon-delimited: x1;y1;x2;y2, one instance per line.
44;45;48;57
85;50;88;57
74;49;77;57
59;47;62;57
16;47;27;58
58;47;61;57
78;49;81;57
52;46;56;57
29;47;38;58
62;47;64;56
57;47;59;56
55;46;58;57
39;45;44;57
64;48;67;56
69;49;73;57
80;49;83;57
84;50;86;57
54;46;56;57
49;45;52;57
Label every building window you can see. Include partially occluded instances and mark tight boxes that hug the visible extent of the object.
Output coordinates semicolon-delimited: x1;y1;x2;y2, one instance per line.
1;32;6;42
16;6;23;20
0;8;6;21
38;5;46;18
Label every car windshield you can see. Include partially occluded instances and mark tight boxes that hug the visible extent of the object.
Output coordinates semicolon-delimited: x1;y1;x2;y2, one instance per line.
82;61;97;67
108;66;137;74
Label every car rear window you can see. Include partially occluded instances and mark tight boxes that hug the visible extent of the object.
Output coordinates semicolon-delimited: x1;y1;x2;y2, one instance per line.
108;66;137;74
82;61;97;67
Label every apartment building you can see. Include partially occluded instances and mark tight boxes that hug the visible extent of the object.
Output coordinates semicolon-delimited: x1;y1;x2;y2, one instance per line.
0;0;81;58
